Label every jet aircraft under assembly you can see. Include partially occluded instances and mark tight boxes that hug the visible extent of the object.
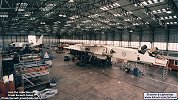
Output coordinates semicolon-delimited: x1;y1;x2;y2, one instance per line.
64;44;168;67
9;35;43;48
64;44;176;80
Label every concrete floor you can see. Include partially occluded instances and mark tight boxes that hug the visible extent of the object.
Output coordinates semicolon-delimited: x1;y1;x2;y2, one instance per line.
49;52;178;100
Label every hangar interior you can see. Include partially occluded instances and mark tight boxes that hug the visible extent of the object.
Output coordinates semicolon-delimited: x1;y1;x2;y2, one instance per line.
0;0;177;100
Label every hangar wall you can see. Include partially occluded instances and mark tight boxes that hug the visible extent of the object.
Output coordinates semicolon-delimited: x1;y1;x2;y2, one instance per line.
61;27;178;51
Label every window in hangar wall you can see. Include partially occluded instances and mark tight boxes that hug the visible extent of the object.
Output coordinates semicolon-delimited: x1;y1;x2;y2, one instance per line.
113;41;121;46
131;42;140;48
121;41;129;47
168;43;178;51
122;31;129;41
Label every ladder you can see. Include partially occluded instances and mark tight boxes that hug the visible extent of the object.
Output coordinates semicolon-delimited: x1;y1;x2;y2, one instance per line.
162;65;168;80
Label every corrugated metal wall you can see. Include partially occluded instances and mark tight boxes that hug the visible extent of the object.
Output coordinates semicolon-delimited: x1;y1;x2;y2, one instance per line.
114;31;122;41
169;28;178;43
131;31;140;41
122;30;129;41
142;29;152;42
154;29;167;42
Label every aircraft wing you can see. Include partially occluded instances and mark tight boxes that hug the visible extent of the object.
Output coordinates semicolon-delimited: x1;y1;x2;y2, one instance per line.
112;47;138;61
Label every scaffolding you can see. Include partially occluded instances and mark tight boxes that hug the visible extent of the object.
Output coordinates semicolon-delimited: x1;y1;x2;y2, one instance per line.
14;62;50;89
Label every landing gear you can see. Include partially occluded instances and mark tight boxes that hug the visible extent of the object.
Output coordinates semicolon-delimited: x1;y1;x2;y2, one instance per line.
119;61;143;76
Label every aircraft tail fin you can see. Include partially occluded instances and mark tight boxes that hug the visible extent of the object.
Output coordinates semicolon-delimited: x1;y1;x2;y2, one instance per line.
36;35;43;45
28;35;37;44
33;35;43;46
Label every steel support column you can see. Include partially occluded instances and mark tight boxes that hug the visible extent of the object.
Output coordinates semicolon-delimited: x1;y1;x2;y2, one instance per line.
128;31;131;47
139;29;142;47
151;28;155;48
120;30;123;47
166;27;170;51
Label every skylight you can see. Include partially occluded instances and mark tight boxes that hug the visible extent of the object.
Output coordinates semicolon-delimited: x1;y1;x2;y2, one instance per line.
69;15;79;19
40;22;46;24
152;8;172;14
99;20;110;23
133;22;149;26
124;17;141;22
45;12;54;17
81;20;92;23
88;14;101;18
59;14;66;17
160;15;177;20
41;3;57;11
66;21;73;23
113;13;121;17
54;21;61;24
100;2;120;11
166;22;177;25
0;12;8;17
64;24;71;26
24;12;32;17
113;11;132;17
141;0;164;6
29;17;36;20
68;0;74;3
15;3;28;11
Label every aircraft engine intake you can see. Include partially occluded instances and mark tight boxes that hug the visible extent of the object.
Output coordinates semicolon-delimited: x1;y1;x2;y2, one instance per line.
138;45;147;54
148;47;159;57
